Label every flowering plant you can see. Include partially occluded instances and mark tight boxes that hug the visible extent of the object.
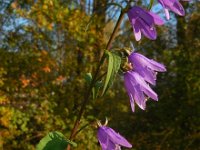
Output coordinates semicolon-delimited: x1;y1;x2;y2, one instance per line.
35;0;190;150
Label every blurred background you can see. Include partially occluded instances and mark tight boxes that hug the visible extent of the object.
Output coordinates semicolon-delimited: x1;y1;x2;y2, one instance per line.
0;0;199;149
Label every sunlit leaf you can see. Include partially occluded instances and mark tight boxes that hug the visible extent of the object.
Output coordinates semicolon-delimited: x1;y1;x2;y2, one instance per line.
148;0;154;10
36;131;77;150
92;80;103;99
102;51;121;95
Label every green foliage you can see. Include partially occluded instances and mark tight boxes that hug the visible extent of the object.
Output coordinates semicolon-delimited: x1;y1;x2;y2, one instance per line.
36;131;77;150
102;51;121;95
148;0;154;10
92;81;103;100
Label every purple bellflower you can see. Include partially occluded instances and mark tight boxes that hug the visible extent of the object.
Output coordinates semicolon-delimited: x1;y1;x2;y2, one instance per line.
158;0;186;20
124;71;158;112
128;52;166;85
127;6;164;41
97;125;132;150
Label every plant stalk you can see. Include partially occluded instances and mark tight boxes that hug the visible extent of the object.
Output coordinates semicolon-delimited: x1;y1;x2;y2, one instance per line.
67;10;125;150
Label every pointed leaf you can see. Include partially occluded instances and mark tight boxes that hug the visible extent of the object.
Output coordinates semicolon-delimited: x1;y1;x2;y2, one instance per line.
148;0;154;10
92;81;103;99
102;51;121;95
36;131;77;150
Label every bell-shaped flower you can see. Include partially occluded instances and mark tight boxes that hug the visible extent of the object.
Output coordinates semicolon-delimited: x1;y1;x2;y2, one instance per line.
128;52;166;85
124;71;158;112
158;0;185;20
97;125;132;150
127;6;164;41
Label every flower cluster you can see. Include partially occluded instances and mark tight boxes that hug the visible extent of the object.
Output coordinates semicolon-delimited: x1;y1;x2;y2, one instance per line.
125;0;189;111
124;52;166;112
97;1;189;149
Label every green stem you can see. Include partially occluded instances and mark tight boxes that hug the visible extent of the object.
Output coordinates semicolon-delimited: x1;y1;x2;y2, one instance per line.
73;120;96;138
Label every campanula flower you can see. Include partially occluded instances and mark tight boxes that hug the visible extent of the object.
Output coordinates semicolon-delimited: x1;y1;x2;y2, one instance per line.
158;0;185;20
97;125;132;150
128;52;166;85
128;6;164;41
124;71;158;112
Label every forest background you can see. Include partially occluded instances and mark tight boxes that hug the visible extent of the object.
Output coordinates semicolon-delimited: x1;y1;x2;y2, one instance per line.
0;0;199;150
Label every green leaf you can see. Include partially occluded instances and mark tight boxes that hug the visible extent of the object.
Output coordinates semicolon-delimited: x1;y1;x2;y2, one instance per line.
102;51;121;95
92;81;103;99
36;131;77;150
148;0;154;10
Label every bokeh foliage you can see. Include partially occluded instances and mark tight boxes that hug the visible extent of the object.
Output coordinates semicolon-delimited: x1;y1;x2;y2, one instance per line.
0;0;199;150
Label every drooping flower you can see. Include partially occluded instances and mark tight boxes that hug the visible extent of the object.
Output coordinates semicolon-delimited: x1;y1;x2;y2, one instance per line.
128;52;166;85
124;71;158;112
127;6;164;41
158;0;186;20
97;125;132;150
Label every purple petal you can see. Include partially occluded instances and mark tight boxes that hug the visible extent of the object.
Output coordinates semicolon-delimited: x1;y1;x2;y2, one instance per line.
98;127;119;150
127;6;162;41
133;6;154;26
124;74;138;111
148;12;164;25
129;52;166;72
106;141;116;150
97;127;110;149
106;128;132;148
128;71;158;101
124;72;146;111
133;22;142;41
171;1;185;16
148;59;166;72
99;126;132;148
135;66;156;85
128;52;166;85
128;93;135;112
164;8;170;20
115;145;121;150
132;84;146;110
141;85;158;101
124;71;160;112
97;128;118;150
137;18;157;40
128;6;154;26
127;7;138;20
158;0;185;17
125;71;155;109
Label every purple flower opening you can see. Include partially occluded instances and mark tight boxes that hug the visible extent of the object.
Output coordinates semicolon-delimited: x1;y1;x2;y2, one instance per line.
128;52;166;85
124;71;158;112
158;0;185;20
127;6;164;41
97;126;132;150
